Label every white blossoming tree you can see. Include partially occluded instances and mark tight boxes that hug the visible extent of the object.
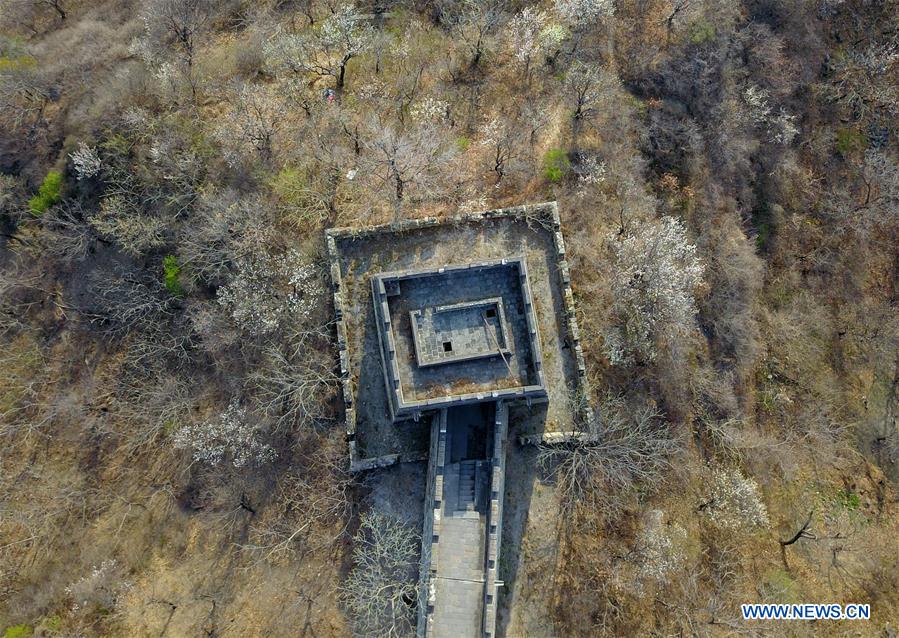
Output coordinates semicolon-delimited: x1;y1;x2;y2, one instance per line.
507;8;567;75
266;3;373;91
408;96;449;125
173;399;276;469
69;142;101;180
702;468;770;532
605;216;704;366
575;155;607;185
635;509;687;590
216;249;323;336
554;0;615;27
65;559;130;617
743;84;799;145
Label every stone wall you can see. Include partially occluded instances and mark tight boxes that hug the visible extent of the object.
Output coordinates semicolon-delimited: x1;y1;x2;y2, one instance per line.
417;409;445;638
421;409;449;638
547;202;594;426
482;400;509;637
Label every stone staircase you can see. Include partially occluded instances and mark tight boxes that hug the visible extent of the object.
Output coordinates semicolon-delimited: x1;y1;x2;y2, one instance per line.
456;460;477;514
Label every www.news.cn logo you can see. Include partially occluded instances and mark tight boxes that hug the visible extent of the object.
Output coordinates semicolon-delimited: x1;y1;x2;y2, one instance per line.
741;603;870;620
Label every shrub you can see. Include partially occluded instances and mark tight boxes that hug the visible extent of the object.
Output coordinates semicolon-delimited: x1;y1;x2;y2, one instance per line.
27;171;63;215
835;489;860;511
760;569;798;603
41;616;62;631
3;626;33;638
689;21;715;44
542;148;570;183
835;127;866;157
268;166;327;227
162;255;183;296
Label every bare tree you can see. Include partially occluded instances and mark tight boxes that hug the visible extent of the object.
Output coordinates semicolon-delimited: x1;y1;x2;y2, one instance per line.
177;190;271;287
0;174;27;220
215;83;288;167
247;326;338;432
0;0;66;31
538;395;679;518
87;195;168;257
0;45;52;130
447;0;504;70
36;201;97;263
242;432;354;563
265;3;373;91
359;114;455;217
479;113;519;184
84;265;176;336
340;511;419;638
0;328;46;437
819;37;899;122
133;0;211;98
565;61;619;139
100;363;194;456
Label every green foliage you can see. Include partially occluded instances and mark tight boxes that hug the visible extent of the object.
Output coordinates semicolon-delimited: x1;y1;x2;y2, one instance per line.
42;616;61;631
688;21;716;44
835;127;866;157
754;222;770;250
455;136;471;151
162;255;183;296
3;626;33;638
760;569;798;603
269;166;306;206
0;55;37;71
27;171;63;215
628;95;648;117
835;489;860;511
542;148;570;183
101;133;133;158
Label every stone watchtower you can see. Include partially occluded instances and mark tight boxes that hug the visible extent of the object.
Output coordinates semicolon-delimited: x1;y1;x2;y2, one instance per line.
325;203;591;638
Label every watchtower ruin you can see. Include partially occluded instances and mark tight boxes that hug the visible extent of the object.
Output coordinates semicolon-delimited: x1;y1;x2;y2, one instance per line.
326;203;589;638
